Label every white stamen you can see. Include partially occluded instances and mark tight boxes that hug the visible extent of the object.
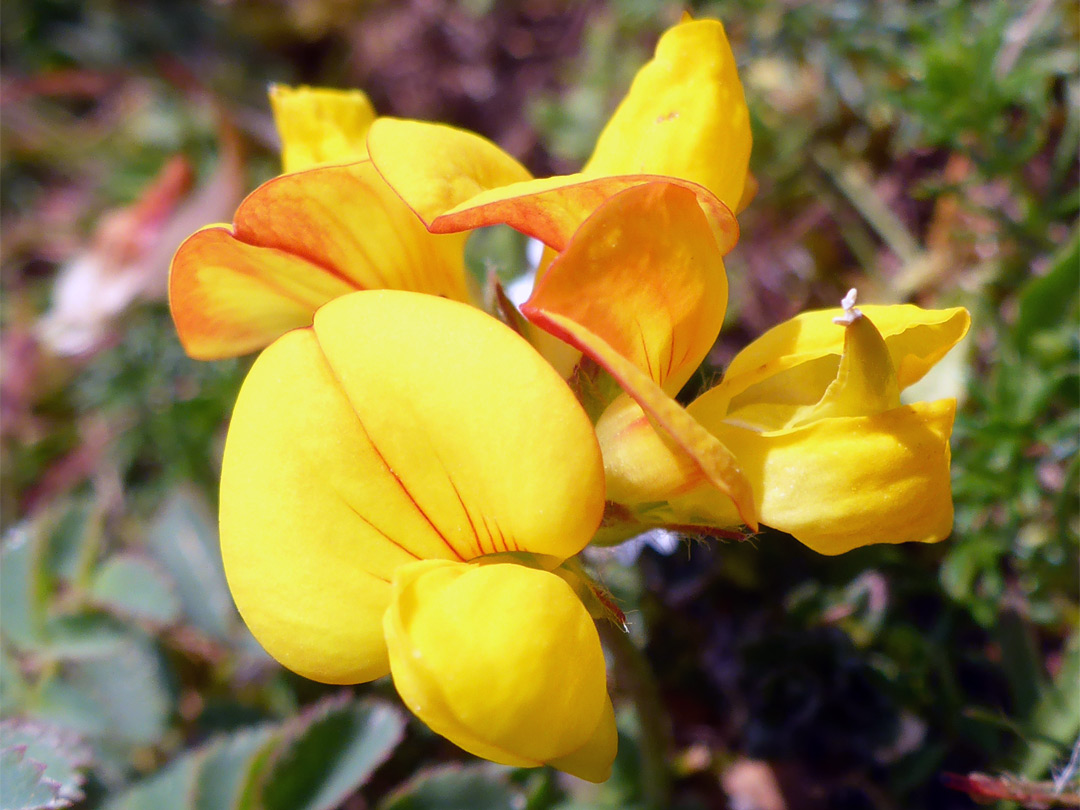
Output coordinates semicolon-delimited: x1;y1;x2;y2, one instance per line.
833;287;863;325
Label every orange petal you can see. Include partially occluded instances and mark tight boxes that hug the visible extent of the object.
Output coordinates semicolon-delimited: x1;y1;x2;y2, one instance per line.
430;173;739;257
170;161;469;359
525;182;727;395
367;117;533;225
523;308;757;530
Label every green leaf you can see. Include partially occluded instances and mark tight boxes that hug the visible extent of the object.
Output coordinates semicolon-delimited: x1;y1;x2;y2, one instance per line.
144;487;236;642
0;746;70;810
1;642;28;713
0;719;92;805
1015;227;1080;348
195;725;279;810
32;634;171;746
1020;633;1080;780
1;523;51;650
90;554;182;626
261;695;406;810
378;764;525;810
39;614;129;660
99;747;203;810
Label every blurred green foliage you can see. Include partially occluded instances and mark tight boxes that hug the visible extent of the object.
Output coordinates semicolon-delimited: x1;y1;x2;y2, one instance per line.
1;0;1077;808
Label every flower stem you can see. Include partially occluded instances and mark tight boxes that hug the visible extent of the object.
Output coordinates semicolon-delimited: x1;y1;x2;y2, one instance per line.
599;621;671;809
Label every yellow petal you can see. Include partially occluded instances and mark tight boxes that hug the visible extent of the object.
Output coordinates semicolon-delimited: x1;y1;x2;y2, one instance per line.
787;310;901;427
384;560;614;780
367;117;532;225
546;695;618;783
695;305;971;429
584;19;752;215
681;399;958;555
525;182;728;395
429;173;739;257
523;308;757;529
270;85;376;173
219;291;605;683
595;394;707;506
169;161;470;359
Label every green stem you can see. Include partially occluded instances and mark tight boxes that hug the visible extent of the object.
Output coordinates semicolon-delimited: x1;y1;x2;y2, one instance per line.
599;621;670;809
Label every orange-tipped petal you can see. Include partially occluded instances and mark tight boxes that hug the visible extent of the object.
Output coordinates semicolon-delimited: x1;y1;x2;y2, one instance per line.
169;161;469;359
525;182;727;395
524;308;757;530
584;18;752;215
367;117;532;225
429;173;739;257
269;84;376;173
220;291;605;683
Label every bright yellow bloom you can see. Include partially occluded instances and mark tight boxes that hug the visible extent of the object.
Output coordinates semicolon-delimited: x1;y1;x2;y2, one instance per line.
590;292;971;554
221;290;615;780
169;86;471;360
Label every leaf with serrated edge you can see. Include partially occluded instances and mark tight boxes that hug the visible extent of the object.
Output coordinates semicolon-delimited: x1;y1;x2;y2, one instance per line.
0;745;69;810
0;719;92;804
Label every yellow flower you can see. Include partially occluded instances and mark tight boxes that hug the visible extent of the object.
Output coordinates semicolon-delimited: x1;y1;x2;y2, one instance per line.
221;289;615;780
585;289;971;554
169;85;472;360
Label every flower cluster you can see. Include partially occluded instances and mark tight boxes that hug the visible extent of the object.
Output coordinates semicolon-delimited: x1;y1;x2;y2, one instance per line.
169;18;969;781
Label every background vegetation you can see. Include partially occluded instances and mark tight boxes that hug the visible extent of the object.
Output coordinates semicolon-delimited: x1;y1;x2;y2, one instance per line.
1;1;1077;808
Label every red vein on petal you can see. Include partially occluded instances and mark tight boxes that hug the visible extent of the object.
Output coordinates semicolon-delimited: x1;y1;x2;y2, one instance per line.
333;489;418;573
356;422;466;562
312;337;465;562
444;474;484;559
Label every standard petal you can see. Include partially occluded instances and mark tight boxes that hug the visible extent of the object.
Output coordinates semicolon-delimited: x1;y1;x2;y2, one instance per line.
525;182;728;395
367;117;533;225
169;161;470;359
695;305;971;429
384;560;613;779
682;400;958;555
584;19;752;216
524;308;757;529
269;84;376;173
220;291;605;683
